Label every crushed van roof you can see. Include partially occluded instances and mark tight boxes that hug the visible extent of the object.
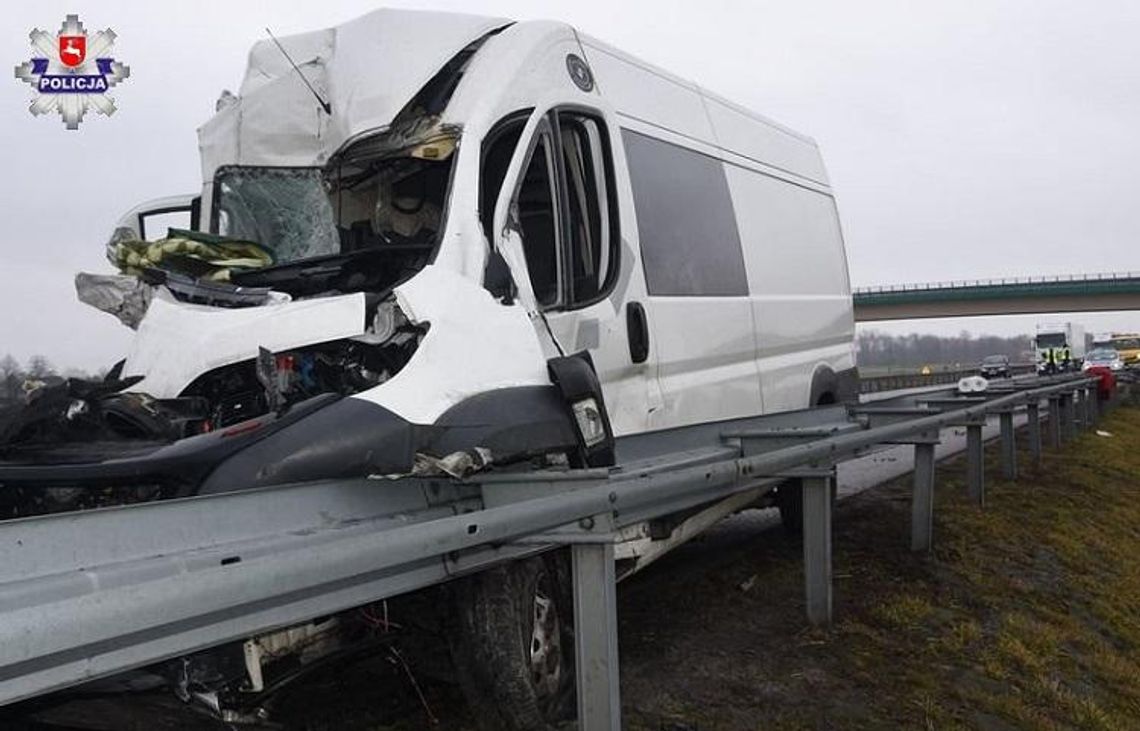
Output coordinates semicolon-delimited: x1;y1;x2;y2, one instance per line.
197;8;508;181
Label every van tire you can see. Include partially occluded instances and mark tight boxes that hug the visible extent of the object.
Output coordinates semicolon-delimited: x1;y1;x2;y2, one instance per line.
447;554;575;731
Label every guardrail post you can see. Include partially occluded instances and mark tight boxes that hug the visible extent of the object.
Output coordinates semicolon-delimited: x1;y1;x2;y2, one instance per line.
802;473;833;626
573;541;621;731
911;440;936;552
1074;389;1087;431
1048;396;1062;448
1026;401;1042;464
967;422;985;506
1087;387;1100;426
1059;392;1076;441
999;411;1017;480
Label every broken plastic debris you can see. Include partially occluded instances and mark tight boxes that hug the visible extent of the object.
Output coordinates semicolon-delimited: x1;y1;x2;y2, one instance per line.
1095;430;1114;437
412;448;493;478
372;447;493;480
75;272;154;329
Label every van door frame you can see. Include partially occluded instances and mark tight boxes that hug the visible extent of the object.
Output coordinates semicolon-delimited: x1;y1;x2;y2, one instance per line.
488;100;652;435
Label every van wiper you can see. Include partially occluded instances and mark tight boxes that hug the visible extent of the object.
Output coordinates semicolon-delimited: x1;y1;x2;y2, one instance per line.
142;269;274;308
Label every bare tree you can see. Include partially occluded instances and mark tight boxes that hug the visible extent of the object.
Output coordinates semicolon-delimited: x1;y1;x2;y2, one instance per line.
25;355;54;380
0;354;21;402
856;330;1032;368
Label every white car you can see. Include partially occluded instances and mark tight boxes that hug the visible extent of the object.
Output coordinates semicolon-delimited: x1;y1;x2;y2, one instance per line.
1083;348;1124;371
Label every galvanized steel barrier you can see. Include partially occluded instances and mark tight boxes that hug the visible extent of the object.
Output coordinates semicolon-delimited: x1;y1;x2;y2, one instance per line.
0;372;1110;729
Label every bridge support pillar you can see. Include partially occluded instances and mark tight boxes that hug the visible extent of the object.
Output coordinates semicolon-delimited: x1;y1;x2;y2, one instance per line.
1048;396;1062;448
999;411;1017;480
802;473;834;626
1026;401;1042;465
967;423;985;506
573;541;621;731
911;441;936;552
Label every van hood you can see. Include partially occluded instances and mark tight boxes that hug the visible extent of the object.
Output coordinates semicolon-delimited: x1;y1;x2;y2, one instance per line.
197;8;509;182
123;291;367;397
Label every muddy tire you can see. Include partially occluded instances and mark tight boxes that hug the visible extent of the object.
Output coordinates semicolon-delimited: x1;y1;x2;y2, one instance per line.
447;554;575;731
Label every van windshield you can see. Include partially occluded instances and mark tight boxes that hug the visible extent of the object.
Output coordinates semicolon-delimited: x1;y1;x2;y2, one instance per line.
1036;333;1066;349
214;156;453;268
211;136;455;297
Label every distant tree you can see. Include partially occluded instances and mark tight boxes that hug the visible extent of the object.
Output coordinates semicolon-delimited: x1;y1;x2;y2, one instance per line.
856;330;1032;368
25;355;54;379
0;354;21;402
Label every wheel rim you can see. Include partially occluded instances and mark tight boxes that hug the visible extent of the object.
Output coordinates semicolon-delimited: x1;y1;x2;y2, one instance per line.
528;573;563;701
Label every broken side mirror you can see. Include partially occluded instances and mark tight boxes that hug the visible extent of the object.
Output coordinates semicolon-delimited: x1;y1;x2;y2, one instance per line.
483;249;517;305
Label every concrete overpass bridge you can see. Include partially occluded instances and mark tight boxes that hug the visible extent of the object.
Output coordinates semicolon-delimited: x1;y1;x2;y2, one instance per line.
853;271;1140;322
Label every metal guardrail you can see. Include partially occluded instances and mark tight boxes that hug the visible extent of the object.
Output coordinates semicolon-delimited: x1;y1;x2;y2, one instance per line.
0;372;1110;729
859;364;1038;393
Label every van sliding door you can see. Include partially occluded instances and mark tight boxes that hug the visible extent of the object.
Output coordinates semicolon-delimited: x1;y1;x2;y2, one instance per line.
620;129;764;429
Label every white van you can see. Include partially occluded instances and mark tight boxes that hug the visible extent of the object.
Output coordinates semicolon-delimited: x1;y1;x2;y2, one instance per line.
0;8;856;727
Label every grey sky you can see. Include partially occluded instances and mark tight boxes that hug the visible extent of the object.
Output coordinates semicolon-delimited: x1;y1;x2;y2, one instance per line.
2;0;1140;370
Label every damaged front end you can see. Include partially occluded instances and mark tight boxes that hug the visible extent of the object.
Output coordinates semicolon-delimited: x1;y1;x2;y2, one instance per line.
0;290;429;519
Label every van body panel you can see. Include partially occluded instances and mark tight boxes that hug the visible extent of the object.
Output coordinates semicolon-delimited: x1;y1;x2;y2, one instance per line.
350;265;549;425
579;40;717;145
700;94;829;186
122;292;368;397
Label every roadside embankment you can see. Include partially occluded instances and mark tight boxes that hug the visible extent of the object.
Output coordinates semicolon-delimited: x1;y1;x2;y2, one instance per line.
621;405;1140;730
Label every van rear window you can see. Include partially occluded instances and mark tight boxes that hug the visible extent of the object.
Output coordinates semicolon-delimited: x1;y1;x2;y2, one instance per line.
622;130;748;297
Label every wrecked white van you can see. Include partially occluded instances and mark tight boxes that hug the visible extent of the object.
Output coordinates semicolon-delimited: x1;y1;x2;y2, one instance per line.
0;8;856;727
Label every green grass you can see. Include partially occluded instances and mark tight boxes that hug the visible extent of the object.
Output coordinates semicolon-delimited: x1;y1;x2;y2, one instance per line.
624;404;1140;730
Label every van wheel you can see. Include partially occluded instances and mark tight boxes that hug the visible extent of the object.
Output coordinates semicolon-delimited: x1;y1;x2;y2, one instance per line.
447;555;575;731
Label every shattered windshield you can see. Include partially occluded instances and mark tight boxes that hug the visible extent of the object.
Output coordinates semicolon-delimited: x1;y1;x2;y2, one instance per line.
212;147;454;269
214;168;340;264
1036;333;1066;349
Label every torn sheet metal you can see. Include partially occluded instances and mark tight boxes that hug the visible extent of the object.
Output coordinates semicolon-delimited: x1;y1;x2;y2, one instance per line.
123;290;367;398
197;9;508;181
75;272;153;329
413;447;493;478
351;265;550;425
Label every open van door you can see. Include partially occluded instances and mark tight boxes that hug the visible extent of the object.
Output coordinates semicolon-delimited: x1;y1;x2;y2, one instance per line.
110;194;201;242
490;101;654;436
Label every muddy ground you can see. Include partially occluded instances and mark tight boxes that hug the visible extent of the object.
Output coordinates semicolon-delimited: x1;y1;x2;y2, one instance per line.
11;405;1140;731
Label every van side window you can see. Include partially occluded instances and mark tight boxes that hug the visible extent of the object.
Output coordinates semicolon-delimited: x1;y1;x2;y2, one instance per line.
558;114;615;305
480;119;526;244
621;130;748;297
516;128;562;307
484;109;619;310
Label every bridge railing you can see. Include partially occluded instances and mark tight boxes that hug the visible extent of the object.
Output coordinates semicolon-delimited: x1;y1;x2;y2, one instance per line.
854;271;1140;295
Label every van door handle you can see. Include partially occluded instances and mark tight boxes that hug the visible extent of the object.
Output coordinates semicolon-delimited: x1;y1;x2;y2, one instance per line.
627;302;649;364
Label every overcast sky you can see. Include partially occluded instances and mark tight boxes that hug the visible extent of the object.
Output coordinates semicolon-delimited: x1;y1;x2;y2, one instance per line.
2;0;1140;370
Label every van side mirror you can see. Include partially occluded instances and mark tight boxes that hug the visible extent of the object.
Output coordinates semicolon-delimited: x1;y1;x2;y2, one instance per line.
483;250;517;305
